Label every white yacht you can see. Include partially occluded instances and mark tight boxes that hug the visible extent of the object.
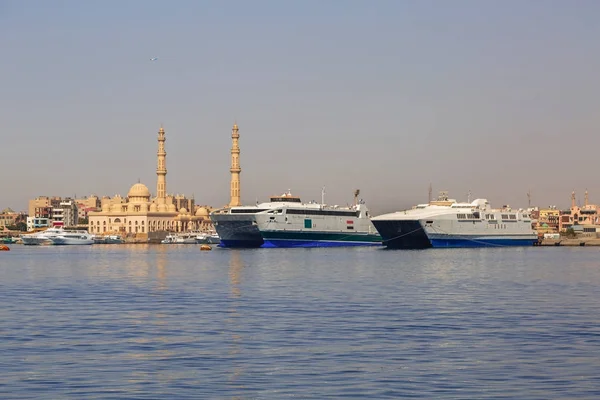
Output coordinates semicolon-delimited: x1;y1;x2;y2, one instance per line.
174;233;197;244
210;191;307;248
254;190;381;248
161;233;197;244
20;227;65;245
194;231;220;244
49;231;95;245
371;191;537;249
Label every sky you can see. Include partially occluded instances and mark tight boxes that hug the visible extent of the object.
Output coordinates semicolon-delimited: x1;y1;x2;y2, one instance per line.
2;0;600;215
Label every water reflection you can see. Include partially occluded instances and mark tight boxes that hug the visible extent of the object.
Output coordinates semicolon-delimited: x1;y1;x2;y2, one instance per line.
154;245;168;291
227;250;245;389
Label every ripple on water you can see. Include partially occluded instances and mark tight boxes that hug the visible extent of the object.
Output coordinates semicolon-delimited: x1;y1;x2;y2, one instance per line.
1;245;600;399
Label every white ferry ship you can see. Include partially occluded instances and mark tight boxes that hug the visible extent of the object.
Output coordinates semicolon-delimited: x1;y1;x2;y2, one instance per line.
20;227;66;245
371;191;537;248
49;231;95;245
209;191;306;248
254;190;382;248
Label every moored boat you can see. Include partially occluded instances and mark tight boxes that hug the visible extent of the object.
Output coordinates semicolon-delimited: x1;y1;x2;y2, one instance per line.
210;191;305;248
20;227;66;245
254;189;382;248
371;191;537;249
49;231;95;245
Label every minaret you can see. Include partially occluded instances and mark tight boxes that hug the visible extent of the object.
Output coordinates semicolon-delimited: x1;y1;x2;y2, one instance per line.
156;126;167;205
571;191;576;208
585;189;589;207
229;123;241;207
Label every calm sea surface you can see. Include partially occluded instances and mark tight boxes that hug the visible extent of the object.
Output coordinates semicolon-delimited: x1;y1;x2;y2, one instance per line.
1;245;600;399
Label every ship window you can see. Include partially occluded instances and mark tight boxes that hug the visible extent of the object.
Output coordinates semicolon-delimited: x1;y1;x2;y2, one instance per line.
231;209;268;214
347;226;354;229
501;214;509;220
304;219;312;229
509;215;517;220
426;220;433;224
457;214;466;219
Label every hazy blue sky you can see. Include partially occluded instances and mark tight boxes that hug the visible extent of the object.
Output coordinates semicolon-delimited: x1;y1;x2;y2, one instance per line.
2;0;600;214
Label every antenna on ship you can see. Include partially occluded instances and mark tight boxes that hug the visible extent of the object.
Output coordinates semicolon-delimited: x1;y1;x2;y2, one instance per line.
467;190;472;203
428;183;432;203
354;189;360;206
527;189;531;208
321;186;326;206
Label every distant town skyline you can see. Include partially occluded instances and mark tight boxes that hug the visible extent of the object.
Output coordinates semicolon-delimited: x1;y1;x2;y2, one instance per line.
2;1;600;215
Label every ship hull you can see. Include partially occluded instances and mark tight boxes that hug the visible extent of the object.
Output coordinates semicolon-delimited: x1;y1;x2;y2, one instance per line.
260;231;382;248
371;220;432;249
212;215;264;248
373;219;537;249
428;236;537;248
50;238;94;245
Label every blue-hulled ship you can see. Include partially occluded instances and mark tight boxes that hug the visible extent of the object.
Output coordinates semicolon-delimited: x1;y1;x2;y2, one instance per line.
209;191;306;248
371;191;537;249
253;189;382;248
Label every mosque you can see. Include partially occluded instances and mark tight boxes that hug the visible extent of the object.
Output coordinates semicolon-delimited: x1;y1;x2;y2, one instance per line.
87;126;214;237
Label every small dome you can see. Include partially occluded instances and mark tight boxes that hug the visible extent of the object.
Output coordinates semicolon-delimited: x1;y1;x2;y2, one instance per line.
101;203;110;212
179;207;188;214
168;203;176;212
128;183;150;199
149;203;158;212
195;206;209;217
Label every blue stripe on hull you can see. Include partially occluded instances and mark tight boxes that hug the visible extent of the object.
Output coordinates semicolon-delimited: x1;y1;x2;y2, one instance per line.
430;238;537;248
263;239;382;248
219;239;264;248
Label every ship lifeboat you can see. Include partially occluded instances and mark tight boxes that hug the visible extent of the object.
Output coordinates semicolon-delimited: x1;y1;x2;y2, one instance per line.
199;244;212;251
0;245;10;251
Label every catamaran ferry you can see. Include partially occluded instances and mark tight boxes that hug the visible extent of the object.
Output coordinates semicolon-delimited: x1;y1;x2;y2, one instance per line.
254;190;381;248
210;191;307;248
371;192;537;249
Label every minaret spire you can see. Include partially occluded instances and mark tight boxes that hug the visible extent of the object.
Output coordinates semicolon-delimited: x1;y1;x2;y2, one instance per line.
229;123;241;207
156;126;167;206
585;189;589;207
571;190;576;208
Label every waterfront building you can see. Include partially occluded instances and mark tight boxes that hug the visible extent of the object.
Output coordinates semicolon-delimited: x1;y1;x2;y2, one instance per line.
0;208;20;230
559;190;600;232
75;196;101;221
536;206;560;233
87;126;213;237
28;196;62;219
51;200;79;227
26;217;51;231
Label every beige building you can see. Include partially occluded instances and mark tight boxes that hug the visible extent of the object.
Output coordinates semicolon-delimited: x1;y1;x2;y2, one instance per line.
88;126;214;237
28;196;62;219
0;208;20;230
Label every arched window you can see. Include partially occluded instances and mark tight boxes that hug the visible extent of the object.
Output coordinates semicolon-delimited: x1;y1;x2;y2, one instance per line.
114;218;121;223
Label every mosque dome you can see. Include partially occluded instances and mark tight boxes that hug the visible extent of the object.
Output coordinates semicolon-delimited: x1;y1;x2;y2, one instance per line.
158;203;168;212
195;206;210;217
128;183;151;199
179;207;188;214
168;203;176;212
149;203;158;212
101;203;110;212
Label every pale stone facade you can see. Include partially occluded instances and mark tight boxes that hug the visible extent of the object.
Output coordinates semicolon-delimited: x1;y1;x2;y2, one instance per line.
88;126;214;237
